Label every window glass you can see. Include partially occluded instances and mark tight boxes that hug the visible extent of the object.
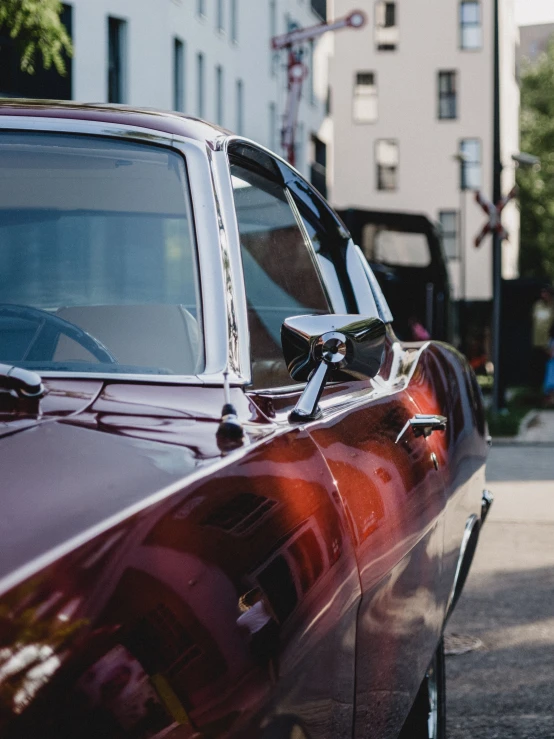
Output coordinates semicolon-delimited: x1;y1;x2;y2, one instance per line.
0;133;202;375
362;225;431;267
231;0;238;42
215;65;224;125
297;212;347;314
309;135;327;197
231;162;330;388
375;1;398;50
108;17;127;104
236;79;244;135
438;71;457;120
197;52;205;118
460;138;482;190
353;71;378;123
354;245;392;322
438;211;459;259
173;38;185;112
269;102;277;151
460;1;482;50
376;139;399;191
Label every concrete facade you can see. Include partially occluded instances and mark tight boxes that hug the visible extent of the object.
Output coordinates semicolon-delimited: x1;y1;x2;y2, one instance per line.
519;22;554;65
329;0;521;301
49;0;329;181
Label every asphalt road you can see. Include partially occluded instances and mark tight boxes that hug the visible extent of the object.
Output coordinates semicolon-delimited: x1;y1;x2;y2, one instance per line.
446;443;554;739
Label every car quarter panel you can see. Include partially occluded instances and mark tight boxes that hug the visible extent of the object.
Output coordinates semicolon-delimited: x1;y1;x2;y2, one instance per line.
0;387;360;739
312;357;448;738
404;341;488;609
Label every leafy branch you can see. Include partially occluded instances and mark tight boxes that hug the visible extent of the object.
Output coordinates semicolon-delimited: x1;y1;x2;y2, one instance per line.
0;0;72;75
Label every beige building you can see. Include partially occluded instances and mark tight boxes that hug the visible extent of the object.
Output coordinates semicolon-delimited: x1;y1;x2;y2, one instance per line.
329;0;521;303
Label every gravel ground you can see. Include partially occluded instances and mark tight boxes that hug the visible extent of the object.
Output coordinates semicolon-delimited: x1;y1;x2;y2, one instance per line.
446;444;554;739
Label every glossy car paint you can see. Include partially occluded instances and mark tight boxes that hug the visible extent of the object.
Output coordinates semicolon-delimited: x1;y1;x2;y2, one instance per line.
0;102;488;739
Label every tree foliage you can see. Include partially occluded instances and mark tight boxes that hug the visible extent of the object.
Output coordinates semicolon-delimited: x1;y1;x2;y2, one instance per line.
0;0;72;75
518;39;554;284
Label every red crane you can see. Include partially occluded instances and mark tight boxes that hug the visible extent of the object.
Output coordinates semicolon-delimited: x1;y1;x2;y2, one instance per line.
271;9;367;167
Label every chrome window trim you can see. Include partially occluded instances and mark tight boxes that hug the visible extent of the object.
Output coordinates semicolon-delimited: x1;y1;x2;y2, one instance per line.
0;115;248;387
346;240;380;317
346;239;393;323
208;148;252;384
221;135;353;392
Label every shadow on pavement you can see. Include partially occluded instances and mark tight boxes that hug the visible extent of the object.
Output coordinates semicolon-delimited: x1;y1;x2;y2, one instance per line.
446;564;554;739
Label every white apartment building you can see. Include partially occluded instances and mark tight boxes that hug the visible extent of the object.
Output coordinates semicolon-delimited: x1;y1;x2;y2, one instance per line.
329;0;520;303
0;0;330;183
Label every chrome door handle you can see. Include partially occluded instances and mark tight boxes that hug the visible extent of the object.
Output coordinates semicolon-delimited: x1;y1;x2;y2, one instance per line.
395;414;447;443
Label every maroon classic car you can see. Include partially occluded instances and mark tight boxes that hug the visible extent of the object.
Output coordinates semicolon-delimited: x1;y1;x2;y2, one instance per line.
0;101;490;739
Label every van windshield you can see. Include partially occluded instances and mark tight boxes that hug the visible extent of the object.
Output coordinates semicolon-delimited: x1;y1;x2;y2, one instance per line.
0;133;203;376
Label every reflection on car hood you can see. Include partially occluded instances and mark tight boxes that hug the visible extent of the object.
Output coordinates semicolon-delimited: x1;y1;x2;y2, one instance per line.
0;381;265;593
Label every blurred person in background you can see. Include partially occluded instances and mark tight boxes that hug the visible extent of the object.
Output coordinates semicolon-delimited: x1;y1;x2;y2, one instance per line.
543;322;554;407
531;286;554;390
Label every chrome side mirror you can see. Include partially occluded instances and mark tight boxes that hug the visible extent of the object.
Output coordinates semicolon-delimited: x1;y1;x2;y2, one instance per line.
281;314;386;422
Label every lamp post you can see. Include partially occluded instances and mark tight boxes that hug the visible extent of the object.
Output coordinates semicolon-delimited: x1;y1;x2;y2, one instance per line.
452;150;471;356
453;152;470;306
491;0;503;414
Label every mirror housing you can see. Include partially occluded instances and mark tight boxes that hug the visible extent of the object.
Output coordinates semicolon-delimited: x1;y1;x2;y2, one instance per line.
281;314;386;422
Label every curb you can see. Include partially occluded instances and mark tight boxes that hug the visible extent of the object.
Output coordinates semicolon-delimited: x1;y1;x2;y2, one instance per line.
491;438;554;447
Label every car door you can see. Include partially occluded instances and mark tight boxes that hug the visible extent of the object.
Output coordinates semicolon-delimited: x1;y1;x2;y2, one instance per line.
226;146;363;738
287;174;449;738
229;144;448;739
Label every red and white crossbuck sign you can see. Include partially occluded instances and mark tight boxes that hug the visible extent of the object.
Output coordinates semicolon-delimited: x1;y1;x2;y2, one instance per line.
474;186;517;247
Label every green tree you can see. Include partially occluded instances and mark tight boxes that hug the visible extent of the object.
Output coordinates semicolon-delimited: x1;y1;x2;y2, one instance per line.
0;0;72;75
518;38;554;284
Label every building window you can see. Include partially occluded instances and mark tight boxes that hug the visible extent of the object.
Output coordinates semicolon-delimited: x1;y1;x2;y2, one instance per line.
375;1;398;51
269;101;277;151
231;0;238;43
438;71;457;119
215;65;223;125
460;1;482;50
296;122;305;169
460;138;481;189
439;211;459;259
197;52;204;118
310;135;327;198
173;38;185;112
216;0;224;32
270;0;277;76
311;0;327;21
308;39;316;105
353;71;378;123
108;17;127;104
376;139;399;191
197;0;205;18
236;79;244;135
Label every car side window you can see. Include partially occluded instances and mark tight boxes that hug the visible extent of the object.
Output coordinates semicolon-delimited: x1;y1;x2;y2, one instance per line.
230;162;331;389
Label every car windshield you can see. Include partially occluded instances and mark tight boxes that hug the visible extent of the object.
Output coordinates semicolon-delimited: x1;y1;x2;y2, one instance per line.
0;132;203;376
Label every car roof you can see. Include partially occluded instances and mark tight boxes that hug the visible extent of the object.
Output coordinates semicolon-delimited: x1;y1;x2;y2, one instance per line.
0;99;231;144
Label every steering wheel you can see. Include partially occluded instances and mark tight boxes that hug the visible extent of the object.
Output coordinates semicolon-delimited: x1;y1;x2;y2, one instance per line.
0;304;118;364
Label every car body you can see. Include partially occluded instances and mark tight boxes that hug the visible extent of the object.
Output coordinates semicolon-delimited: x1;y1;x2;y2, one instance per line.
0;101;490;739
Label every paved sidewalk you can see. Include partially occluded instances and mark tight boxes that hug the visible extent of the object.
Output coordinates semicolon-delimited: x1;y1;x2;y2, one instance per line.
516;410;554;443
446;445;554;739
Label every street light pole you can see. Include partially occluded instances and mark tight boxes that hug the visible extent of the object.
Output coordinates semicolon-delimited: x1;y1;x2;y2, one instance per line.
491;0;504;413
453;151;469;348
